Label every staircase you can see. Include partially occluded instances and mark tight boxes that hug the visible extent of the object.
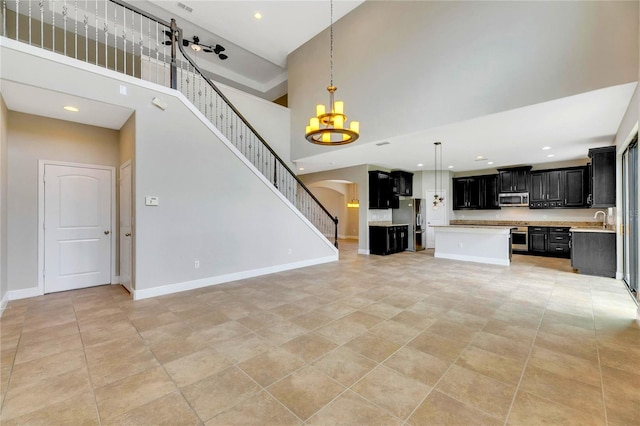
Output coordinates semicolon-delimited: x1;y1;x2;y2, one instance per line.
1;0;338;247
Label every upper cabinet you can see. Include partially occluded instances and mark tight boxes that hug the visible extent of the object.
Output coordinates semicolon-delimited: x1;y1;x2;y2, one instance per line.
369;170;413;209
391;171;413;197
529;167;588;209
453;174;499;210
588;146;616;207
498;167;531;193
369;171;392;209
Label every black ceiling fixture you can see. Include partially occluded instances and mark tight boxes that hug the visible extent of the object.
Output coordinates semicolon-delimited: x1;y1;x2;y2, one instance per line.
163;31;228;60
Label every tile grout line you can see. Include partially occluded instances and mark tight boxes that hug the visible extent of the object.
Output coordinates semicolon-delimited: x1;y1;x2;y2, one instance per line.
72;295;105;426
501;275;561;426
589;279;610;426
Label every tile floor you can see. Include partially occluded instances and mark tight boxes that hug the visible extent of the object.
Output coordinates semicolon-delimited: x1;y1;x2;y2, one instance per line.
1;240;639;425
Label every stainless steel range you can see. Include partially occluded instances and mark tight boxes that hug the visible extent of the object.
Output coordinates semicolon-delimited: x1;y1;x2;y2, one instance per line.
511;226;528;252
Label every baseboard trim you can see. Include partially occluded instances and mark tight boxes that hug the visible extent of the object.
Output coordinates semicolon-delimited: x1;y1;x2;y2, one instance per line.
133;255;338;300
111;276;121;285
7;287;42;301
615;272;624;280
0;292;8;316
358;249;370;255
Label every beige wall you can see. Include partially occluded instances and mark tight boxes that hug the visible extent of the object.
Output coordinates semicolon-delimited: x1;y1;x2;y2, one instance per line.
7;112;120;292
0;96;8;306
290;1;638;161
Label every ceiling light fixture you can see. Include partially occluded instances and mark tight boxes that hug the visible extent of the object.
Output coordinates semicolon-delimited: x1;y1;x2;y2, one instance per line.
63;106;79;112
254;12;262;20
542;146;551;150
433;142;445;210
164;33;228;60
417;163;424;167
547;154;555;158
298;167;304;171
447;165;454;169
305;0;359;145
347;183;360;208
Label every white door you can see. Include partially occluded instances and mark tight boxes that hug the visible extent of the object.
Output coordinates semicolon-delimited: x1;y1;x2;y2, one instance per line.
425;190;447;249
119;162;133;293
44;164;112;293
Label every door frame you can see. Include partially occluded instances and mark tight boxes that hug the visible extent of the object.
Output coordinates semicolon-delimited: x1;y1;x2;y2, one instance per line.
119;160;133;293
37;160;117;296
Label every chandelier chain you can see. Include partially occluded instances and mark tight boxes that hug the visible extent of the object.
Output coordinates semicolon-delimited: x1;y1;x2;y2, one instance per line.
330;0;334;87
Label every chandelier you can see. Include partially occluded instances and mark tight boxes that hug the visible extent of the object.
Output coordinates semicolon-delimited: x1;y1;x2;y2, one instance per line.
305;0;359;145
347;183;359;208
433;142;445;210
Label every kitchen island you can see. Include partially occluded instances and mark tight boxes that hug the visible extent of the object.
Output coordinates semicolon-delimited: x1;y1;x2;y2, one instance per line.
433;225;515;266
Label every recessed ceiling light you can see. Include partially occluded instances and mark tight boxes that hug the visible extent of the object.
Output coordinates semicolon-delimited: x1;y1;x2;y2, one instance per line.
447;165;454;169
254;12;262;20
63;106;79;112
547;154;555;158
476;155;485;160
542;146;551;150
488;161;494;165
417;163;424;167
298;167;304;171
376;141;390;146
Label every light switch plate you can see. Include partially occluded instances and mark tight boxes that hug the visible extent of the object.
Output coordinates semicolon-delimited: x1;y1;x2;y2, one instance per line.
145;196;159;206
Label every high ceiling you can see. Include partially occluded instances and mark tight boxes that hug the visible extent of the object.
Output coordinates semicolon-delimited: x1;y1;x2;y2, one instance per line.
134;0;364;100
2;1;636;177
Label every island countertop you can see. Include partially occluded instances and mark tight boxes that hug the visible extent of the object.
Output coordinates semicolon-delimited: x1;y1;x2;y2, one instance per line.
431;225;516;233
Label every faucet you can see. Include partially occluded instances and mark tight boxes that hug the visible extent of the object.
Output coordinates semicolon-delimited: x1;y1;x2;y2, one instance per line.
593;211;607;229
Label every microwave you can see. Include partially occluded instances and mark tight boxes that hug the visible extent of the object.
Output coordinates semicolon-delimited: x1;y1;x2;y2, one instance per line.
498;192;529;207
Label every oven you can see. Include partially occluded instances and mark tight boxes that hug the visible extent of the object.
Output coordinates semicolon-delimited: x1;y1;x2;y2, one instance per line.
511;226;528;252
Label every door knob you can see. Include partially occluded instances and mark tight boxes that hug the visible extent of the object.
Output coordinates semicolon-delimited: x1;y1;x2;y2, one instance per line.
125;233;131;237
104;230;110;235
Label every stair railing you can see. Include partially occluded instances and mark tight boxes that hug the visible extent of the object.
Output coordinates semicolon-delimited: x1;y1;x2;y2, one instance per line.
1;0;339;247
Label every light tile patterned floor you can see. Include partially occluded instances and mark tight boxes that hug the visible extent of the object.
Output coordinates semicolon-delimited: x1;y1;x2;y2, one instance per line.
1;240;639;425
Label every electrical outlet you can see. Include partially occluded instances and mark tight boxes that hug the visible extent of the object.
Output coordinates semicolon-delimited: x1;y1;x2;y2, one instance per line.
194;259;200;269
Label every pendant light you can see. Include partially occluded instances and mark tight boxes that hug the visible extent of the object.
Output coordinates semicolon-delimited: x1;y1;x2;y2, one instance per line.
433;142;445;210
347;183;359;208
305;0;360;145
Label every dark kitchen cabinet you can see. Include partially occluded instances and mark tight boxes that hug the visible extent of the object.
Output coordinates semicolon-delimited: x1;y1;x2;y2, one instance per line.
528;227;548;254
453;175;499;210
482;174;500;209
530;167;588;209
564;167;588;207
498;167;531;193
391;171;413;196
528;226;570;258
529;170;563;208
548;227;571;258
571;231;616;277
453;177;481;209
369;225;409;255
588;146;616;207
369;171;392;209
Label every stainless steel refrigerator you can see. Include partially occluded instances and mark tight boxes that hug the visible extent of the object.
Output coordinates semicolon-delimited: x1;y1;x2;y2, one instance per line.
392;198;426;251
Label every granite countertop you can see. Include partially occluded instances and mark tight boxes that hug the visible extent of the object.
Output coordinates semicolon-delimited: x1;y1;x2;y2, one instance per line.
570;227;616;234
369;222;410;227
450;219;615;231
433;225;517;230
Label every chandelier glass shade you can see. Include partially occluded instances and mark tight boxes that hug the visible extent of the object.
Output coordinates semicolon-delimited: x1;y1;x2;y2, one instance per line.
347;183;360;208
305;0;359;146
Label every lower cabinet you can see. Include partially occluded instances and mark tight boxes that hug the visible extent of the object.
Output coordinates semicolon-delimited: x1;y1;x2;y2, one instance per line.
370;225;409;255
527;226;570;258
571;231;616;277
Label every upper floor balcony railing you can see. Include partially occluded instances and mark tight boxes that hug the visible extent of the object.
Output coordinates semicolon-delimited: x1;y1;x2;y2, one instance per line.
1;0;338;247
